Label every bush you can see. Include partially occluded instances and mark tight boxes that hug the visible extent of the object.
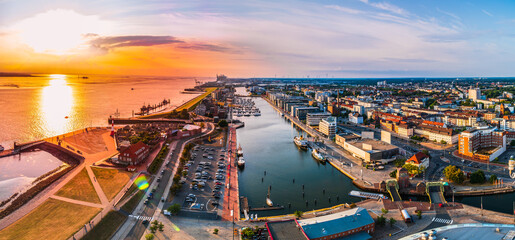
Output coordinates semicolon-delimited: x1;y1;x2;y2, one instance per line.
489;174;498;184
349;203;357;208
389;170;397;178
393;158;406;168
389;217;396;227
213;228;219;234
470;170;486;184
416;210;422;219
218;120;228;128
381;208;389;215
294;210;304;218
145;233;154;240
168;203;181;215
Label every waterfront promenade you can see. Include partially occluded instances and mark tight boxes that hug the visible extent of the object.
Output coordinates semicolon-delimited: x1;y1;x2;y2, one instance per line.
221;126;240;221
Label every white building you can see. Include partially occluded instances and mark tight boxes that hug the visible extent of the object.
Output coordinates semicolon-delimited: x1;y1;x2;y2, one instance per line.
349;113;363;124
306;112;332;126
319;117;337;139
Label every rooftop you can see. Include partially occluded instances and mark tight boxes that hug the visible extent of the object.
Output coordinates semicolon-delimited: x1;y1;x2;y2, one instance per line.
266;220;308;240
298;207;374;239
348;138;399;151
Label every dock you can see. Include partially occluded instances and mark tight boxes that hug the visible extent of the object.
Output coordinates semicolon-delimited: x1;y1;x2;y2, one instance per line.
250;206;285;211
240;196;249;213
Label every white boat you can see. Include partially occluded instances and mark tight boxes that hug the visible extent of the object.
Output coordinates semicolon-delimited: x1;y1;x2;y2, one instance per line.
237;145;243;157
253;111;261;116
311;148;325;162
293;136;308;150
244;111;251;117
238;157;245;168
266;186;273;207
236;112;243;117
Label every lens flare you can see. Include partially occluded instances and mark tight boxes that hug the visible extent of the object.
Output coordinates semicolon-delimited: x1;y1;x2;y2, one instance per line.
134;175;149;190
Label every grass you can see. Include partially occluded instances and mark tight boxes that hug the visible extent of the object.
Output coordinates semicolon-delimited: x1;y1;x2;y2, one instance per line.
81;211;127;240
0;199;100;240
55;168;100;204
91;167;133;201
140;87;217;119
121;190;145;213
148;144;169;174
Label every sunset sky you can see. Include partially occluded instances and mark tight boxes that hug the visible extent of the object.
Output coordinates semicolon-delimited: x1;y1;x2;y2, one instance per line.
1;0;515;77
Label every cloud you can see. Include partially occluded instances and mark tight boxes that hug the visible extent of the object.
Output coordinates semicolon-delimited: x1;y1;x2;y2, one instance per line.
88;35;183;50
482;9;493;17
177;43;232;52
359;0;408;16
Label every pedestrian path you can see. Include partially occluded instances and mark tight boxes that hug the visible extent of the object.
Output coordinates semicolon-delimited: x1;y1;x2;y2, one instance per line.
432;217;453;224
50;195;104;208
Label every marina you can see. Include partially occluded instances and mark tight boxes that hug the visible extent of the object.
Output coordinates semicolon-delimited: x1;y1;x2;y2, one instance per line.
236;95;360;217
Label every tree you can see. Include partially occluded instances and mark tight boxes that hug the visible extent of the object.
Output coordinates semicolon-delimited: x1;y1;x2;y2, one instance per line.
294;210;304;219
440;140;447;145
145;234;154;240
168;203;181;215
511;140;515;147
213;228;219;234
389;170;397;178
376;215;386;226
381;208;389;215
443;165;465;184
402;164;422;176
393;158;406;168
241;228;255;238
422;149;430;158
470;170;486;184
389;217;397;227
218;120;228;128
489;174;498;184
416;210;422;219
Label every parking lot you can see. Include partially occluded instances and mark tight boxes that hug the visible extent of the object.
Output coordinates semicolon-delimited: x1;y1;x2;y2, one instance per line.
172;144;228;214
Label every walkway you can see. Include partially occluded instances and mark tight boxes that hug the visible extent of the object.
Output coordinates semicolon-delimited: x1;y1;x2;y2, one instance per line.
221;126;240;221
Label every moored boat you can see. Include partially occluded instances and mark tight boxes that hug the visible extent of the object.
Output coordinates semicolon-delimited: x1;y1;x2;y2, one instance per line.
311;148;326;162
238;157;245;168
237;145;243;157
266;186;273;207
293;136;308;150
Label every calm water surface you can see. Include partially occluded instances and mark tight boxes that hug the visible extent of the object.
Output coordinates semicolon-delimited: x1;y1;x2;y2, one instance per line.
0;151;63;201
236;97;360;217
0;74;206;147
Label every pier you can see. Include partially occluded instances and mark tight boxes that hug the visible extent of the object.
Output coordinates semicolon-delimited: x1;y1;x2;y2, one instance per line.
108;117;192;125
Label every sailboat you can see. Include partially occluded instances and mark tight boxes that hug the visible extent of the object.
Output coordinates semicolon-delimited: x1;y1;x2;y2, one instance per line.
266;186;273;207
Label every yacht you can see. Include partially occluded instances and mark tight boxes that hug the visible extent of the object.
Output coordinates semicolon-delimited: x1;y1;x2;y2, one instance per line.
244;111;251;117
266;186;273;207
237;157;245;168
253;111;261;116
311;148;326;162
293;136;308;150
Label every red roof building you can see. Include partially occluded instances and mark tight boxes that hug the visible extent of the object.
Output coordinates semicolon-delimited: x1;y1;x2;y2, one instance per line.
118;141;150;165
406;152;429;168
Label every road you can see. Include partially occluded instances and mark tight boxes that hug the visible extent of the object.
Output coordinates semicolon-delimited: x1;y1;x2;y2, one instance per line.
114;122;214;240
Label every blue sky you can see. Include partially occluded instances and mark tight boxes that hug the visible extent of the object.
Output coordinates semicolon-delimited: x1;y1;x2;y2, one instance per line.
1;0;515;77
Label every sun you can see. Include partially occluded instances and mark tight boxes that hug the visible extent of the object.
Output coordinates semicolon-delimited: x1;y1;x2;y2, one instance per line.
14;9;111;55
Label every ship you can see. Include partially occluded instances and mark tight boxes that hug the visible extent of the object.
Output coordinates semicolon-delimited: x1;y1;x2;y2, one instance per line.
293;136;308;150
237;145;243;157
311;148;326;162
266;186;273;207
237;157;245;168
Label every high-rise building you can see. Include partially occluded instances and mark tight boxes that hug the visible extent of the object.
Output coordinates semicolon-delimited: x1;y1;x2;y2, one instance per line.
468;88;481;101
319;117;337;139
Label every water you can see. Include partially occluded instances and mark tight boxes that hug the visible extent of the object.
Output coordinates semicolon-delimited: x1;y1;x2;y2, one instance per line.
0;151;64;201
236;96;360;217
0;74;207;147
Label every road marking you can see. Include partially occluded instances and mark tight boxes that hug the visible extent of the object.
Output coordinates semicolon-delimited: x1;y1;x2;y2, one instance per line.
128;215;153;221
432;217;453;224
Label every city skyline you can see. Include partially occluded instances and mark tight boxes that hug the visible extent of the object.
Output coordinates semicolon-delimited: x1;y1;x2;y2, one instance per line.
1;0;515;77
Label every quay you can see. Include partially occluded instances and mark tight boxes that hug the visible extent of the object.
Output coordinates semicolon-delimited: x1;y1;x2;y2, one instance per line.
108;117;192;125
221;125;240;221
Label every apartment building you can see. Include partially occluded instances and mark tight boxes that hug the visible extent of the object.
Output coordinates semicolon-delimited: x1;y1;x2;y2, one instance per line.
458;127;506;162
319;117;337;139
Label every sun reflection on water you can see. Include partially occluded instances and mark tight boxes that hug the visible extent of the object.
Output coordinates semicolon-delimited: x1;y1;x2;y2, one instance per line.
40;74;74;136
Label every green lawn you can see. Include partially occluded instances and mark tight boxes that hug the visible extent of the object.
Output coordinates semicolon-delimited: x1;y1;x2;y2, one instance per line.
120;191;144;213
0;199;100;240
55;168;100;204
91;167;132;201
81;211;127;240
